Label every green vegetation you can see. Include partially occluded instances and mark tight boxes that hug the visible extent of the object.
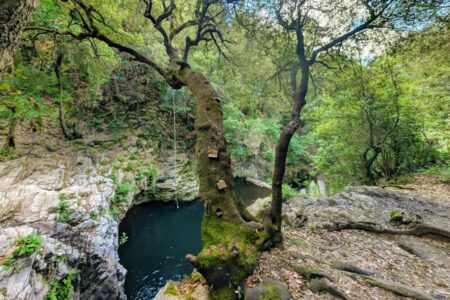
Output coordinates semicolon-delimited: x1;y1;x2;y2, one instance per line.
45;269;79;300
164;282;179;296
259;284;280;300
119;232;128;246
1;0;448;294
112;181;133;204
282;183;299;201
135;164;158;190
1;234;42;266
57;194;74;224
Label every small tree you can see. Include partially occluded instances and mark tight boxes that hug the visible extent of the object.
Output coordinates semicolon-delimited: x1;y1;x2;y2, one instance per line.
243;0;446;242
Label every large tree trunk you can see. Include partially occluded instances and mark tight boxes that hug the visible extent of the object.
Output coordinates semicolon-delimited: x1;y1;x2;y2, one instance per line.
178;65;263;296
270;63;309;243
0;0;37;73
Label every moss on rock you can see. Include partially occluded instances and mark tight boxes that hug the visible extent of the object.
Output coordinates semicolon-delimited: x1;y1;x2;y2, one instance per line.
194;217;262;288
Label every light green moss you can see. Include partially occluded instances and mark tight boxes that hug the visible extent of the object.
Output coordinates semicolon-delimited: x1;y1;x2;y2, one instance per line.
198;217;261;286
390;209;402;219
212;287;234;300
258;284;279;300
164;282;179;296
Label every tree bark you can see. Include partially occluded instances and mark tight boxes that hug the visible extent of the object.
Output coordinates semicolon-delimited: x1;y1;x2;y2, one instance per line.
270;62;309;243
178;65;263;291
54;50;72;140
363;146;382;185
3;107;17;151
0;0;37;73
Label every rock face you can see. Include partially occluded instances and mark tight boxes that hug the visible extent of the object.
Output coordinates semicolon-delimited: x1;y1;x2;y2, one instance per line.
138;153;199;202
0;153;125;300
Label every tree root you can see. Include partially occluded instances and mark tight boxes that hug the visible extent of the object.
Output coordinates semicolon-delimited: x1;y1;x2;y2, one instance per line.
292;264;349;299
331;261;378;276
341;271;437;300
381;185;417;190
324;221;450;241
292;264;334;281
308;279;350;300
398;241;427;259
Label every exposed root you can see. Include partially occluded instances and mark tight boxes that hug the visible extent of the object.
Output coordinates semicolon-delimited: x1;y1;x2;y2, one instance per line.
324;221;450;241
397;241;427;259
363;277;436;300
292;264;334;282
331;261;378;276
381;185;417;190
308;279;350;300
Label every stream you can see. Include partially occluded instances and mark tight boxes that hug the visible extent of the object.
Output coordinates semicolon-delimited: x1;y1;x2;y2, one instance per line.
118;178;270;299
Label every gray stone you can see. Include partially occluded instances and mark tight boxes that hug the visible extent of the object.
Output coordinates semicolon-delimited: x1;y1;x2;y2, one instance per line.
244;278;292;300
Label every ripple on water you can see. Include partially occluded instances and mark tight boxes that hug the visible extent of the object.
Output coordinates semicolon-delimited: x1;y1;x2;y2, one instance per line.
118;201;203;299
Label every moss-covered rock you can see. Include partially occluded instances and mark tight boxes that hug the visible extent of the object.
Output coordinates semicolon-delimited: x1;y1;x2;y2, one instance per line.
244;278;292;300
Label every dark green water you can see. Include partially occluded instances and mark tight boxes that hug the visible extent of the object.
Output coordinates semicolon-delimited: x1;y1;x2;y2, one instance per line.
234;177;271;206
118;179;270;299
118;201;203;299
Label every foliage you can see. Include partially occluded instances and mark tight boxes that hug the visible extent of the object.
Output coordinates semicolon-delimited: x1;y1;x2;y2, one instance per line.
135;164;158;190
112;181;133;204
1;234;42;266
45;269;79;300
282;184;298;201
119;232;128;246
57;194;74;224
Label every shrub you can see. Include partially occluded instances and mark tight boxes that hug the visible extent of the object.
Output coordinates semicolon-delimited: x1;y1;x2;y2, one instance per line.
2;234;42;266
119;232;128;245
45;269;79;300
57;194;74;223
282;184;298;201
112;181;133;204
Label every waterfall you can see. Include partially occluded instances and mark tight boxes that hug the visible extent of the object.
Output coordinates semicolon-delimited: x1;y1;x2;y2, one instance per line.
173;89;179;209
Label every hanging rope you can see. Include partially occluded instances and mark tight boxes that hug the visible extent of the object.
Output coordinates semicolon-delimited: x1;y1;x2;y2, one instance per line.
173;89;179;209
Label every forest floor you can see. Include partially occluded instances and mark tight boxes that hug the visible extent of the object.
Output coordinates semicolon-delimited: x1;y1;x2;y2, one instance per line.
248;175;450;300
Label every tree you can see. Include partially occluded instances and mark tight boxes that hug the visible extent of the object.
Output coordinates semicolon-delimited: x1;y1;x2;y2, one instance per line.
242;0;447;242
0;0;38;73
29;0;265;294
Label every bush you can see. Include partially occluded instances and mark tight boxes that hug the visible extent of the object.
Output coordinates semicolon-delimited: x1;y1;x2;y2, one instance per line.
57;194;74;223
112;181;133;204
2;234;42;266
45;269;79;300
282;184;299;201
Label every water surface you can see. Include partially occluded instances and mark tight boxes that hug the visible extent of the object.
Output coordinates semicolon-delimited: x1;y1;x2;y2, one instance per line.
118;201;203;299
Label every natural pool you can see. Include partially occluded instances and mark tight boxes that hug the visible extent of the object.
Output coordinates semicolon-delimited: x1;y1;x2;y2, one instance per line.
118;178;271;299
118;201;203;299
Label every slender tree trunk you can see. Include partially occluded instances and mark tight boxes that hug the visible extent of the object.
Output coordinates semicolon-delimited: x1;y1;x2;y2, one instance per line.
3;107;17;151
0;0;37;73
54;50;72;140
270;63;309;243
363;146;382;185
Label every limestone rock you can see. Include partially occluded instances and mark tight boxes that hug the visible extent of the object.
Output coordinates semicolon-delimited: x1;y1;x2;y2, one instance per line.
0;154;125;300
